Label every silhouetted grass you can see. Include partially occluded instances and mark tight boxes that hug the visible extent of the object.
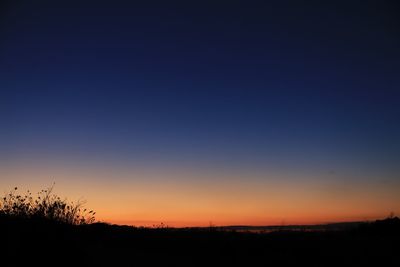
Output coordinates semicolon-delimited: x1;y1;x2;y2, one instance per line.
0;185;95;225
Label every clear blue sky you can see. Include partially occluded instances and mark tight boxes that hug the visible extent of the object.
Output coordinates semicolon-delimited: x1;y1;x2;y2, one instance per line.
1;1;399;225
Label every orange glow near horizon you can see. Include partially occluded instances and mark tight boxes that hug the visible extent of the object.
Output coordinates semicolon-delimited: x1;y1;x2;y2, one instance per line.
1;162;399;227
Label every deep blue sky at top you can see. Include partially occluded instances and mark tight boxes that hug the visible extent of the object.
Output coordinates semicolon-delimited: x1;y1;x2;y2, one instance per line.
1;1;399;175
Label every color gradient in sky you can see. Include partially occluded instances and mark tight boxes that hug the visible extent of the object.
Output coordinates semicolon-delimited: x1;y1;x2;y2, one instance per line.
1;1;400;226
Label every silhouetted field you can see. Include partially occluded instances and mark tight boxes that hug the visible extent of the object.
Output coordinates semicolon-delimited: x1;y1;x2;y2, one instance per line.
1;187;398;266
1;215;399;267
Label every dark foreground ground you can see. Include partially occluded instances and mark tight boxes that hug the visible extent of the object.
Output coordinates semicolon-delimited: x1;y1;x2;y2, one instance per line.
1;216;399;267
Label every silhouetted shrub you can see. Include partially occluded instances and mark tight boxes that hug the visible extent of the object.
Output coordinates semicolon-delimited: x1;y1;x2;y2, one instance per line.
0;185;95;225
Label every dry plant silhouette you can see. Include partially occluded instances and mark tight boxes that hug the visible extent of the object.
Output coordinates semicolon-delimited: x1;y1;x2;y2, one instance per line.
0;185;95;225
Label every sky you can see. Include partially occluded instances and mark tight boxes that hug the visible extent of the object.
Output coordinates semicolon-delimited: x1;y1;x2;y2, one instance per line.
1;0;400;226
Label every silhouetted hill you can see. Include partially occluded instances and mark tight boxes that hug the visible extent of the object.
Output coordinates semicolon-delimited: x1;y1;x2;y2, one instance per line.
1;215;399;267
217;221;366;232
